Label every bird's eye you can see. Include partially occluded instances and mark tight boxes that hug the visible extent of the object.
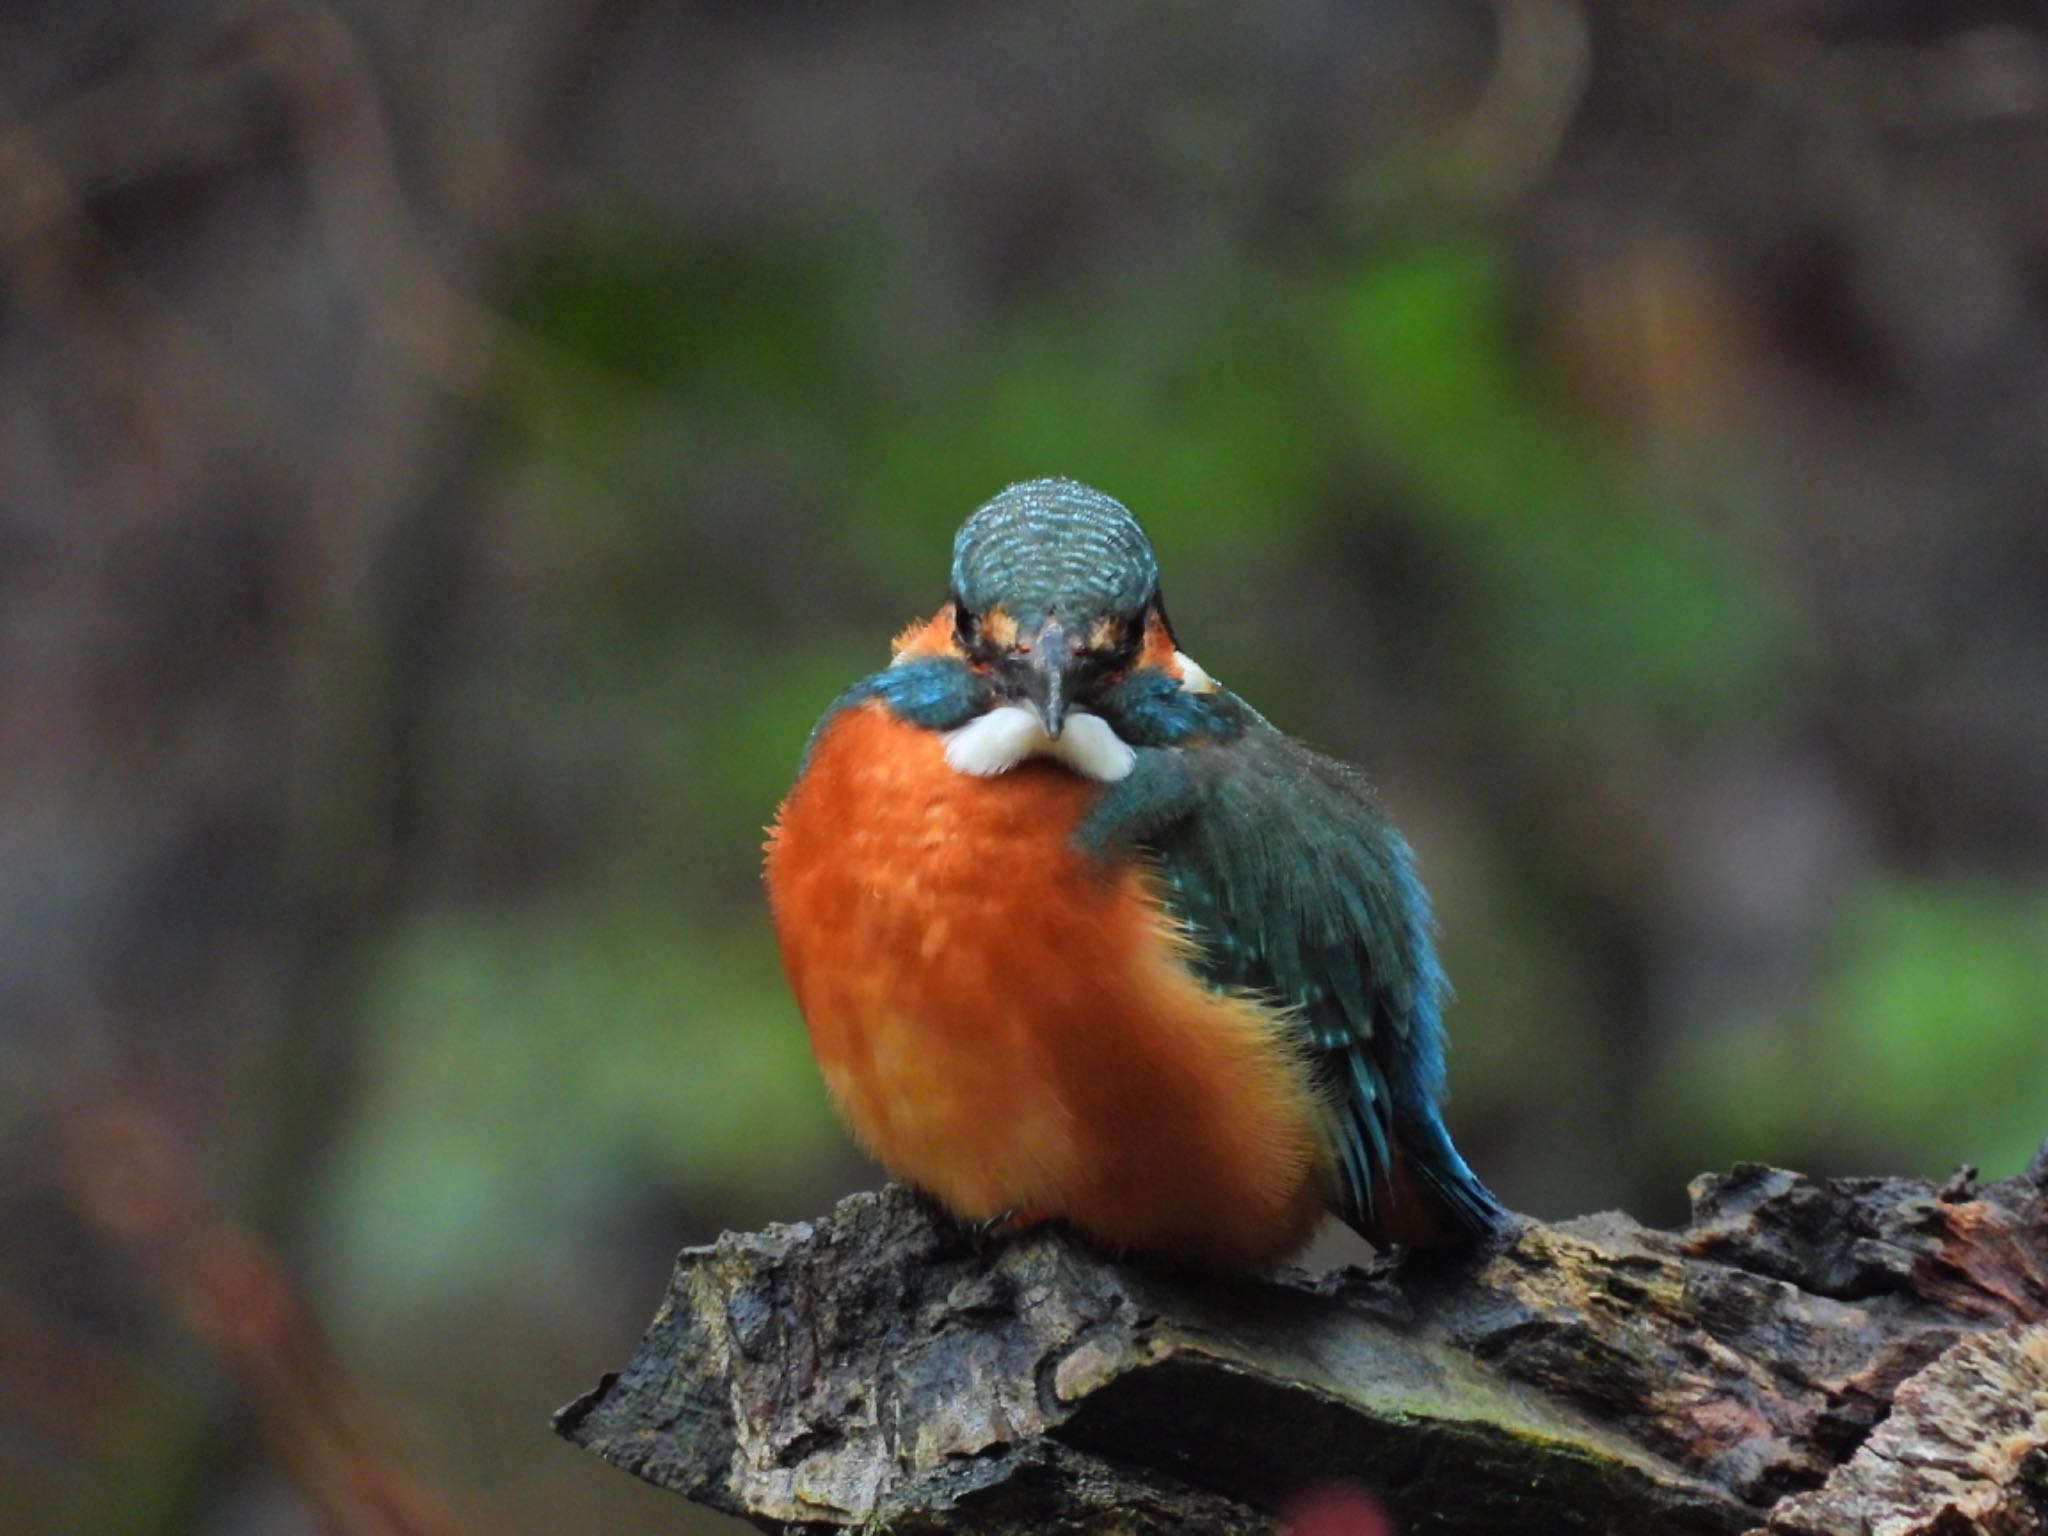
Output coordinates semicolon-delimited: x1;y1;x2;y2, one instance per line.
952;603;977;648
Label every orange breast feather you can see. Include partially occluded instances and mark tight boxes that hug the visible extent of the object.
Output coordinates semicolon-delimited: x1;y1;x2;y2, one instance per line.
764;700;1331;1269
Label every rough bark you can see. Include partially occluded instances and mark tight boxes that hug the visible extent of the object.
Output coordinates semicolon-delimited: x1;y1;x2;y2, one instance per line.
557;1146;2048;1535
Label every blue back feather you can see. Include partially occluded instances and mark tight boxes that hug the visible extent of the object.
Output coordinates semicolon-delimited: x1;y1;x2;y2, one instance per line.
1078;699;1504;1242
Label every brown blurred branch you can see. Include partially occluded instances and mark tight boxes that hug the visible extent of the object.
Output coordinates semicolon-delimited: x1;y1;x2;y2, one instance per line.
0;12;568;1531
65;1101;470;1536
1451;0;1591;201
0;88;292;491
0;0;662;581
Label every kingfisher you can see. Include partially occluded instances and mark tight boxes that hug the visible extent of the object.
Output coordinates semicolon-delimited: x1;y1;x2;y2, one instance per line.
765;478;1505;1270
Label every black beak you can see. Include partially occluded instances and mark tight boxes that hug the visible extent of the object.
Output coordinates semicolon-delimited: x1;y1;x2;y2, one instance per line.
1010;619;1079;738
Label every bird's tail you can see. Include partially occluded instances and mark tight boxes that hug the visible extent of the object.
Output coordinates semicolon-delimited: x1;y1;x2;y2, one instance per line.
1364;1113;1510;1250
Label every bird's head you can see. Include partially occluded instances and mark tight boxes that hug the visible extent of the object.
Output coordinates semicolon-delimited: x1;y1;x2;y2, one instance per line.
910;477;1176;737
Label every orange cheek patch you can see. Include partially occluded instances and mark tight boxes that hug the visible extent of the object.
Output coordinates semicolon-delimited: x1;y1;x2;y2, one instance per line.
980;607;1019;648
1138;609;1179;674
892;604;962;660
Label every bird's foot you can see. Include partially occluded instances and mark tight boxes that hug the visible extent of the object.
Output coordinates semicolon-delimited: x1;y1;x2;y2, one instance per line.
900;1185;1059;1258
963;1210;1015;1256
960;1206;1054;1257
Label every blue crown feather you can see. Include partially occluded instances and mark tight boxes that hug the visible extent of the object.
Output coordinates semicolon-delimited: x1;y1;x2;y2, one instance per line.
950;478;1159;625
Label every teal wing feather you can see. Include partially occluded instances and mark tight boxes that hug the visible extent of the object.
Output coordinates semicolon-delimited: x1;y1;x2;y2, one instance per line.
1078;706;1503;1242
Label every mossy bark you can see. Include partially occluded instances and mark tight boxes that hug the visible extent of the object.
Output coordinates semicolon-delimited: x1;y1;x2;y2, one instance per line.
558;1149;2048;1535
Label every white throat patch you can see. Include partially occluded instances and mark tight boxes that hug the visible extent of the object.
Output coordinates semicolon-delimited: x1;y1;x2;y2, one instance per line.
943;705;1137;783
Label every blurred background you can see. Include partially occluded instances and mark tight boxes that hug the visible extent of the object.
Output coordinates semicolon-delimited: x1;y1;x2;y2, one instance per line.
4;1;2046;1532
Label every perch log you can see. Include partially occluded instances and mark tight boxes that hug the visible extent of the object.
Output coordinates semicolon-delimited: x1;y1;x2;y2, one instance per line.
557;1148;2048;1534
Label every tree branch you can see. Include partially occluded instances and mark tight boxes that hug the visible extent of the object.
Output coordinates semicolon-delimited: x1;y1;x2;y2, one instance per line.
557;1146;2048;1534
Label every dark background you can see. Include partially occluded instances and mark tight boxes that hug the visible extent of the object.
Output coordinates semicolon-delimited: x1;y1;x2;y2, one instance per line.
4;3;2046;1533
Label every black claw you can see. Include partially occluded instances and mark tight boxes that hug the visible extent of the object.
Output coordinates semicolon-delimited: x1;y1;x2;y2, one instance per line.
963;1208;1020;1256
